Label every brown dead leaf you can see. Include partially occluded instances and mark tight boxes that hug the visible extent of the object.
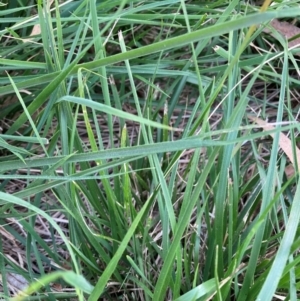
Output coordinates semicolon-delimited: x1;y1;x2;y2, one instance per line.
285;164;295;179
23;0;54;42
262;19;300;56
248;116;300;177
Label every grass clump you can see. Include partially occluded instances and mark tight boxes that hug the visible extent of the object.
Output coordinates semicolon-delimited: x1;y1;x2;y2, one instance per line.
1;0;300;300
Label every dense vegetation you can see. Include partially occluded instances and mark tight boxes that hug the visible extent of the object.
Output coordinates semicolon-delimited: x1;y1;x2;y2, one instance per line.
1;0;300;300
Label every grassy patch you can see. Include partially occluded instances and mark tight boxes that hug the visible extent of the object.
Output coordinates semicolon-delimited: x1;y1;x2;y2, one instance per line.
1;0;300;300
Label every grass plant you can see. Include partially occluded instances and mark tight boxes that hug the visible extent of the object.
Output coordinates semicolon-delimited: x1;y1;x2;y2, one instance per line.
1;0;300;300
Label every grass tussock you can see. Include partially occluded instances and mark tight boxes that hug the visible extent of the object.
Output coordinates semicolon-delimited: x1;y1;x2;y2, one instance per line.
1;0;300;300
